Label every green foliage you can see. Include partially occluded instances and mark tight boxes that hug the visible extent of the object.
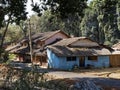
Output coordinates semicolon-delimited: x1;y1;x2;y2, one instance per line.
8;54;16;60
25;11;82;36
0;49;9;62
81;0;120;45
31;0;88;36
0;0;119;49
0;0;28;54
0;0;27;28
5;25;23;43
38;11;64;32
32;0;88;18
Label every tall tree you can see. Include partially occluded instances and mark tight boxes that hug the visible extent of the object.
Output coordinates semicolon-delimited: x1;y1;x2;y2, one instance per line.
81;0;120;45
5;25;23;43
0;0;27;49
38;11;64;32
32;0;88;36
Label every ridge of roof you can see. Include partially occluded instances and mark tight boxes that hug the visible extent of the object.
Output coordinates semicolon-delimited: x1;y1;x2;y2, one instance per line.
51;37;91;46
33;30;65;42
20;30;69;43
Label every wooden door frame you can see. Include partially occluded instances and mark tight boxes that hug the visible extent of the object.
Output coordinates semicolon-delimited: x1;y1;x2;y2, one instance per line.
79;56;85;67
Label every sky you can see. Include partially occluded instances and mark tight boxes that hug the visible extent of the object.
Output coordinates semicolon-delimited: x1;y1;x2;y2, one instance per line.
26;0;36;17
26;0;92;17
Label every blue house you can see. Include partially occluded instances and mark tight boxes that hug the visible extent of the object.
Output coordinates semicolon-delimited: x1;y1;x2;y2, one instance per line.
47;37;111;70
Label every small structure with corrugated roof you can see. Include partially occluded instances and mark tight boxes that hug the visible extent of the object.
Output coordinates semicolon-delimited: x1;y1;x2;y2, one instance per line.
47;37;112;70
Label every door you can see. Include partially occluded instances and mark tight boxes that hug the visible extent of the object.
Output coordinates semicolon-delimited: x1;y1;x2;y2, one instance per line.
79;56;85;67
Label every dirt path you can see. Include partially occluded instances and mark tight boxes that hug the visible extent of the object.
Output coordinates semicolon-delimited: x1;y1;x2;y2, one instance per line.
48;69;120;89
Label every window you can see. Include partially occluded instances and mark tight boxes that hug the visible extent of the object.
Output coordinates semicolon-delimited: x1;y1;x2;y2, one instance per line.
88;56;98;61
67;57;76;61
23;43;27;46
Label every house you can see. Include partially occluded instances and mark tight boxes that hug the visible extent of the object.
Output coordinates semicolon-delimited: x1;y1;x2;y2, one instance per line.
6;30;70;67
110;42;120;67
47;37;112;70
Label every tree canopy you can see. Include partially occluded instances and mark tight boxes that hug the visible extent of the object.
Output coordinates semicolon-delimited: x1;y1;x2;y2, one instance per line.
32;0;88;18
0;0;27;27
81;0;120;45
0;0;120;48
0;0;28;49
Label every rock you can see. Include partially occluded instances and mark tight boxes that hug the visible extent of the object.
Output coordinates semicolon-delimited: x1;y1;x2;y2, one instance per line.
69;80;103;90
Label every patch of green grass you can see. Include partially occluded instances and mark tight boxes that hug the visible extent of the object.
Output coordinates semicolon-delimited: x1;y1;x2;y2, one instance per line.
8;54;16;60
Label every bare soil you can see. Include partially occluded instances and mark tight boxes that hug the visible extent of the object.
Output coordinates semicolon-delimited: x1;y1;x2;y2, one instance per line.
0;64;120;90
73;67;120;79
48;67;120;90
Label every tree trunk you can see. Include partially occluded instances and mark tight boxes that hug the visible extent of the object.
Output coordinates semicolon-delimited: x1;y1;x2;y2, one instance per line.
0;15;11;49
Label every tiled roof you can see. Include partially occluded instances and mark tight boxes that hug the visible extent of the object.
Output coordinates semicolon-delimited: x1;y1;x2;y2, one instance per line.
6;30;69;56
53;37;87;46
48;46;111;56
20;30;70;43
47;37;112;56
9;45;46;56
5;43;21;52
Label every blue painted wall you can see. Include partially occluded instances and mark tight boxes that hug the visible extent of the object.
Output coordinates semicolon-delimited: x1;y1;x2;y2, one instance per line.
85;56;109;68
47;49;79;70
47;49;110;70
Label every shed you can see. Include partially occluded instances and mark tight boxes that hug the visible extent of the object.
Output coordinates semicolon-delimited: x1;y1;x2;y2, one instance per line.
110;42;120;67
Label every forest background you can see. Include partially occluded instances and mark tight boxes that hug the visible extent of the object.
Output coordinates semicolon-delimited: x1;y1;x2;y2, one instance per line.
0;0;120;47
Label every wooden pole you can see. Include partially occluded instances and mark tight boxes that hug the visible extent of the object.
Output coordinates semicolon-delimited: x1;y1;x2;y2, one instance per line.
28;19;33;64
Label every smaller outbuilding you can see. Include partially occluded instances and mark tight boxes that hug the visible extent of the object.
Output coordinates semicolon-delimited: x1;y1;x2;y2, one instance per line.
47;37;111;70
110;42;120;67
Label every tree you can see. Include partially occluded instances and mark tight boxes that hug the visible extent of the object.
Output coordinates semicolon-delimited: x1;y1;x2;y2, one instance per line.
32;0;88;18
117;0;120;33
32;0;88;36
101;0;120;44
5;25;23;43
0;0;27;49
0;0;29;61
37;11;64;32
33;11;81;36
81;0;120;45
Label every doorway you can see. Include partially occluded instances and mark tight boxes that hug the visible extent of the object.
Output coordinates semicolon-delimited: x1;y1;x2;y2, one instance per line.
79;56;85;67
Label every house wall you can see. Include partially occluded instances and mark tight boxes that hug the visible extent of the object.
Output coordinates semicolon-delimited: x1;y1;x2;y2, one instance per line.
47;49;79;70
32;56;48;67
47;49;110;70
45;33;69;45
110;54;120;67
85;56;109;68
15;54;24;62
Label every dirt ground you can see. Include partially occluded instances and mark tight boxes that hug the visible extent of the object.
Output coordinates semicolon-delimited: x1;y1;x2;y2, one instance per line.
48;67;120;90
0;64;120;90
48;67;120;80
73;67;120;79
